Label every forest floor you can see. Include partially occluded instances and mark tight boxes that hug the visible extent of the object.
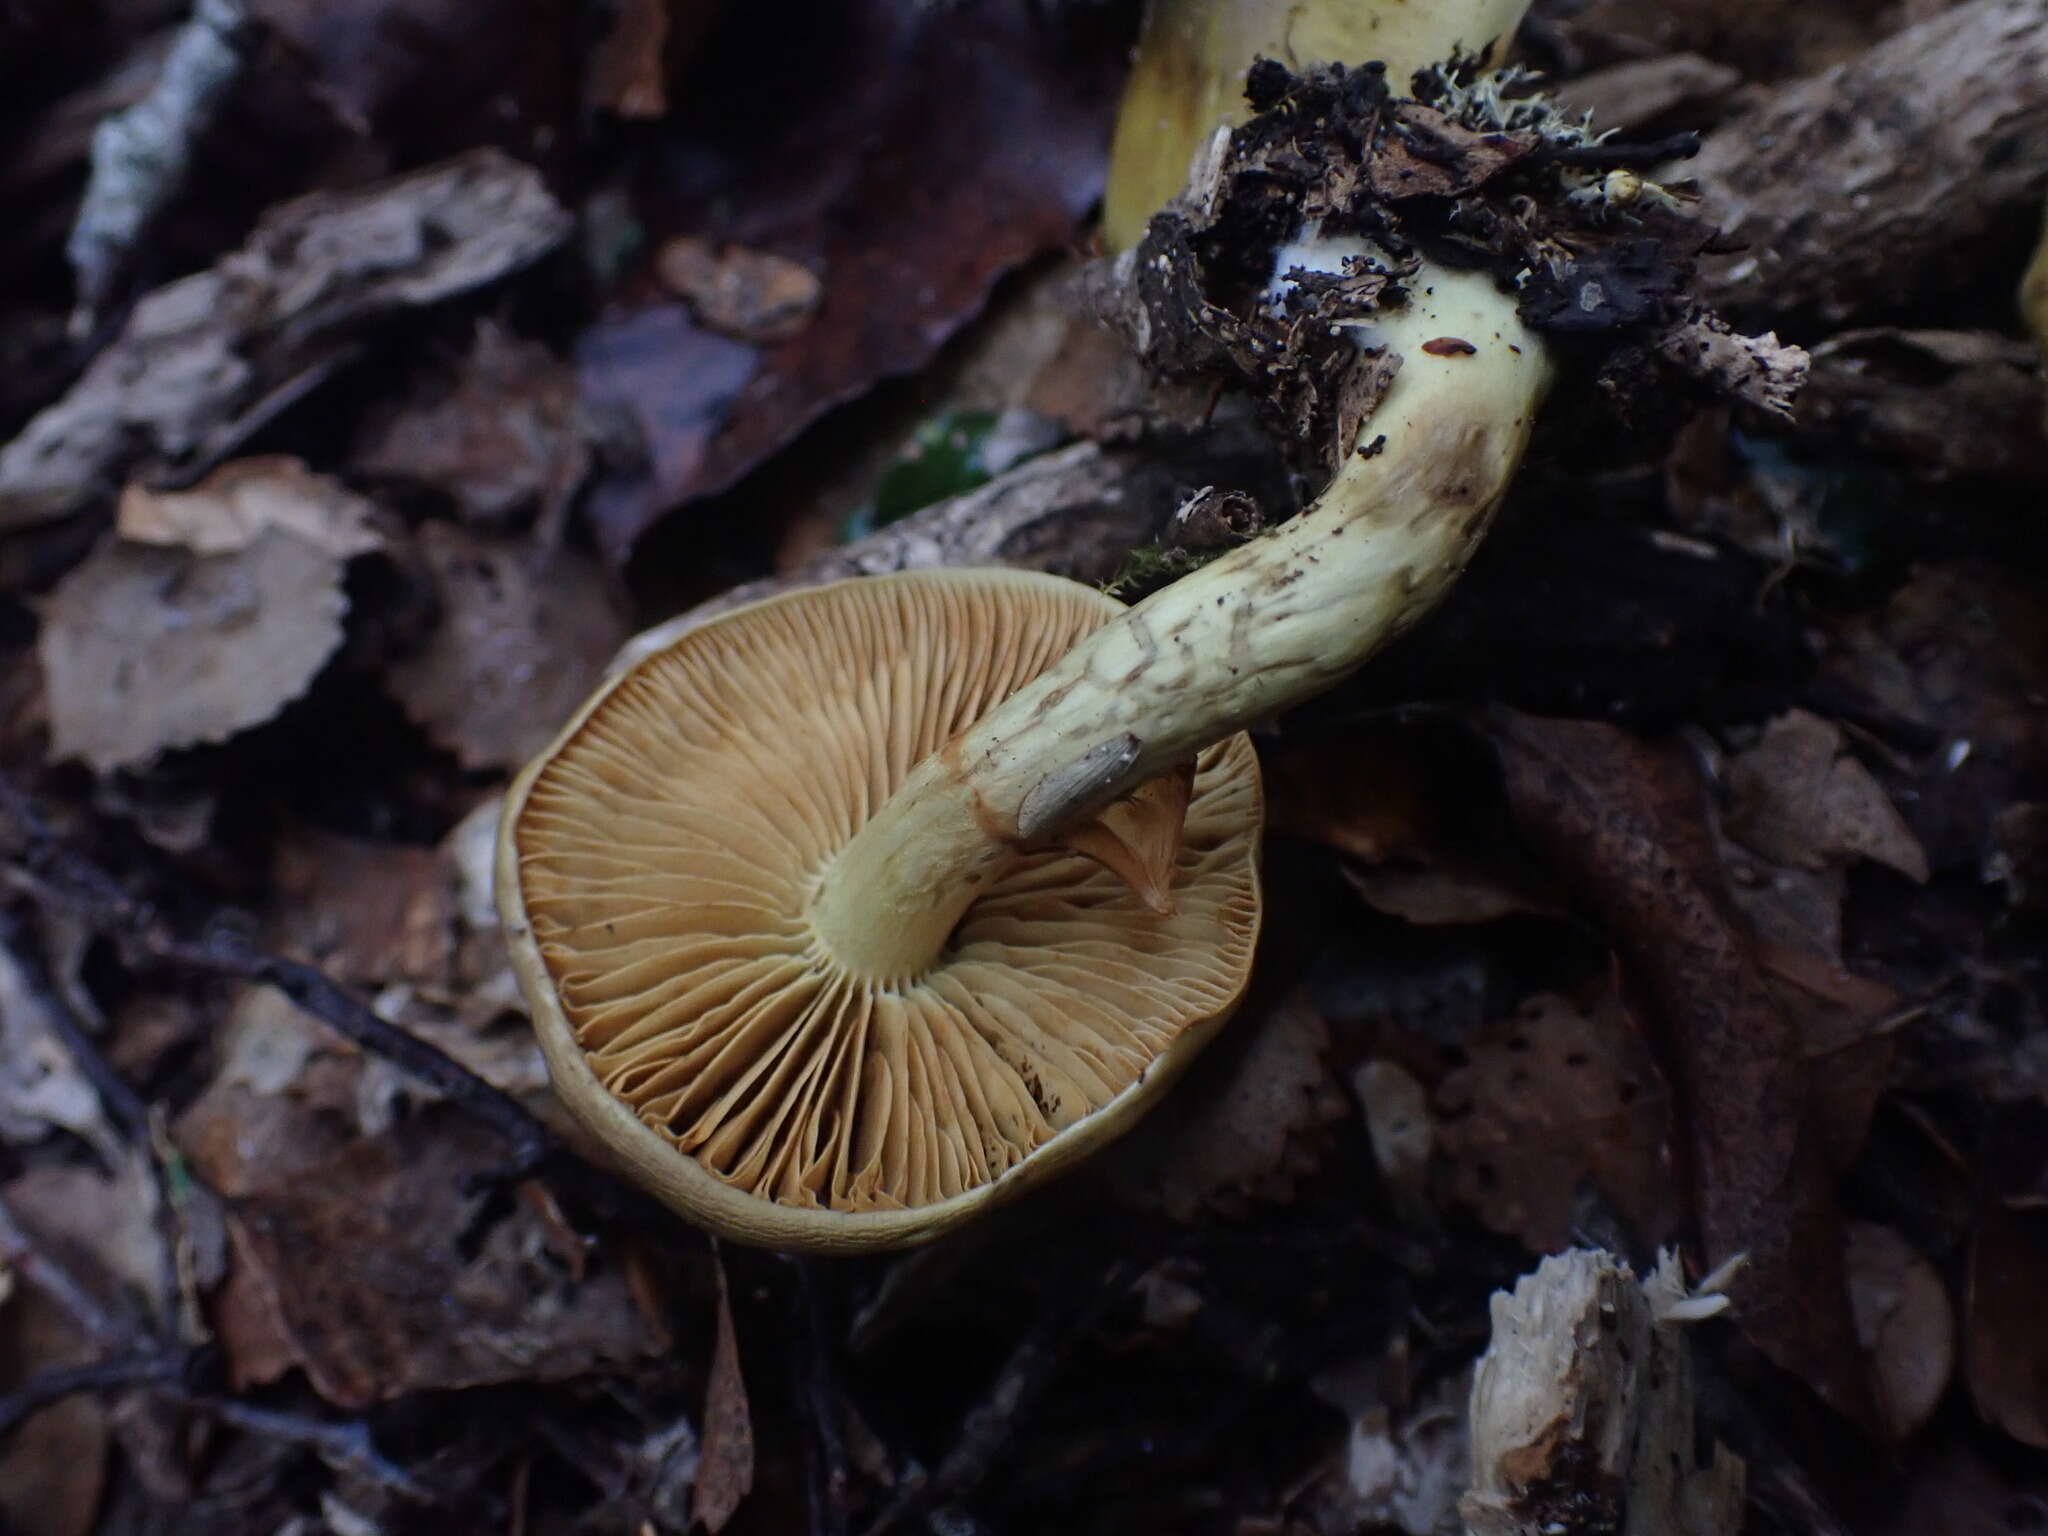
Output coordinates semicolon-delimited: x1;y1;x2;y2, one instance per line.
0;2;2044;1533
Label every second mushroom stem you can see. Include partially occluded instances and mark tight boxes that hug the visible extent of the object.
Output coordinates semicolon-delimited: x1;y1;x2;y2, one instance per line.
808;0;1546;985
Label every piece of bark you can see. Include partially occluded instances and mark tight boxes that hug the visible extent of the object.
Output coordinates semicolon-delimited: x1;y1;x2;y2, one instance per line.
1463;1249;1746;1536
0;149;571;528
1797;328;2048;482
609;426;1285;673
1553;53;1744;135
1691;0;2048;326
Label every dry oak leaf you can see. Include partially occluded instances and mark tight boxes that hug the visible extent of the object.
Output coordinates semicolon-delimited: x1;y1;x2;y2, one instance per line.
1106;987;1347;1223
655;237;823;345
38;528;349;772
1725;710;1929;881
1966;1196;2048;1449
186;1103;660;1406
1435;990;1679;1253
1847;1221;1954;1440
694;1250;754;1533
384;523;628;772
116;455;383;558
352;322;591;529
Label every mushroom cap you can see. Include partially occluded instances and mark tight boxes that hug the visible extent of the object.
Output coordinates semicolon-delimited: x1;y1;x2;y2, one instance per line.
496;568;1263;1252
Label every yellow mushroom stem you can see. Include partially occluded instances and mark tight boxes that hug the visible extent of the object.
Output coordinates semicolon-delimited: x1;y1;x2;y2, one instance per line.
809;262;1551;982
810;0;1547;983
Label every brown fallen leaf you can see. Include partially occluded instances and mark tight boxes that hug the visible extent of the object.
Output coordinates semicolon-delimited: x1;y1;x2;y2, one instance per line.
1726;710;1929;882
248;0;579;158
38;528;350;773
0;149;570;527
1265;720;1563;927
694;1248;754;1533
1485;709;1878;1429
0;1283;107;1536
1819;562;2048;873
0;1157;170;1536
586;0;711;119
353;322;592;531
117;455;383;558
1847;1221;1955;1440
267;826;455;990
1435;989;1680;1253
655;237;824;345
182;1100;660;1407
383;523;629;772
576;0;1125;561
1797;329;2048;487
0;936;117;1161
1104;988;1349;1224
1966;1195;2048;1449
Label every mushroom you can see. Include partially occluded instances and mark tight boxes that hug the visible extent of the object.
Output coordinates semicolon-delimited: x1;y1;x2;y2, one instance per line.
498;570;1263;1252
502;0;1734;1250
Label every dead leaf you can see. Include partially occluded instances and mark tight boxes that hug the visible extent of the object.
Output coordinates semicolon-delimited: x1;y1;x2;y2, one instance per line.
1819;563;2048;872
182;1101;660;1406
248;0;579;157
588;0;682;118
0;150;571;527
1265;721;1563;927
1436;990;1679;1253
117;455;383;558
1726;710;1929;881
0;937;118;1161
1105;988;1348;1223
694;1250;754;1533
0;1156;175;1534
1797;329;2048;487
0;1284;107;1536
1305;1371;1471;1536
576;0;1125;561
655;237;824;345
1353;1059;1433;1204
1486;709;1878;1428
383;524;629;772
268;826;455;989
353;322;591;530
1847;1221;1954;1440
1966;1197;2048;1449
38;528;349;772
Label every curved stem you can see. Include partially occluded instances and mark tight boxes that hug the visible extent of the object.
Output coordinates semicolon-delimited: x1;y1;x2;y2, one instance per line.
808;262;1550;982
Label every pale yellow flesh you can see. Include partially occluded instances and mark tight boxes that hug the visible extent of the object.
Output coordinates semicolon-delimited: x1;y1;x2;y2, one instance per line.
1105;0;1533;252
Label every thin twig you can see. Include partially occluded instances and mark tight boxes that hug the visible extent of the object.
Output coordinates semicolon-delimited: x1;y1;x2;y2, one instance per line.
0;1195;131;1347
0;772;554;1176
785;1256;851;1536
194;1395;433;1502
0;905;150;1143
863;1258;1140;1536
157;926;553;1174
0;1350;191;1443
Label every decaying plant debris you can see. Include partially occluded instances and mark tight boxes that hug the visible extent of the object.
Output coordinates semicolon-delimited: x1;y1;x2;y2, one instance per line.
0;1;2045;1533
